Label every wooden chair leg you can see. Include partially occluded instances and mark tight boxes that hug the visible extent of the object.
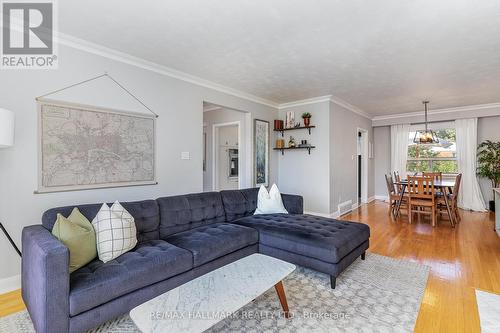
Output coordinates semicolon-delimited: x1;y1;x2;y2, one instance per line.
408;204;412;224
432;206;436;227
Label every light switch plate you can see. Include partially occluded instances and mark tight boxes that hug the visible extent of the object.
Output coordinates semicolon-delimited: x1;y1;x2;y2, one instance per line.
181;152;190;160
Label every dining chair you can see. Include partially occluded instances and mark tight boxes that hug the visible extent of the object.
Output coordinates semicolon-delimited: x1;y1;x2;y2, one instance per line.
408;175;438;227
393;171;404;194
423;171;442;182
437;173;462;223
385;174;407;217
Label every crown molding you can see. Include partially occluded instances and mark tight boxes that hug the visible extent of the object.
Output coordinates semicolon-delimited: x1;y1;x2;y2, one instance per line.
277;95;372;120
277;95;333;109
329;96;372;119
54;32;279;108
203;106;222;112
372;102;500;122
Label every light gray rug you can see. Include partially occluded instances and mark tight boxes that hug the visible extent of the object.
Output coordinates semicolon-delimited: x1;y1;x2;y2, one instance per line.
0;253;429;333
476;289;500;333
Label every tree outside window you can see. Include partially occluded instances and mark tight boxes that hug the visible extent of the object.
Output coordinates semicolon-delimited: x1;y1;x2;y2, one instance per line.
407;128;457;173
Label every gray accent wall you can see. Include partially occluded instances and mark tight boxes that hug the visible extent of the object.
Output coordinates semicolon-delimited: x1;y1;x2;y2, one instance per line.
278;101;375;215
330;102;374;212
278;101;331;214
0;43;278;281
478;116;500;202
373;126;391;199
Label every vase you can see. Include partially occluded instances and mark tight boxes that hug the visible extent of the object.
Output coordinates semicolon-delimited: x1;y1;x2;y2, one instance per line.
303;118;310;126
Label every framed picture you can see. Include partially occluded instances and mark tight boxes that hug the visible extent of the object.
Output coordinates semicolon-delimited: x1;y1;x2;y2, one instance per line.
254;119;269;187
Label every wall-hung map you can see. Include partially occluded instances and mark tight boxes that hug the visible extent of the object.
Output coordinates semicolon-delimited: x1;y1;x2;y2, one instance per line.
38;101;156;193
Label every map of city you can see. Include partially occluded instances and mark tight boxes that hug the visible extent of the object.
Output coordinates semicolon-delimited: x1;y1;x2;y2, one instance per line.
39;103;155;191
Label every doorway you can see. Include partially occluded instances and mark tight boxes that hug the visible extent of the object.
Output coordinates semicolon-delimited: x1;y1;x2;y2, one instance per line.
213;122;240;190
203;102;251;191
357;128;369;205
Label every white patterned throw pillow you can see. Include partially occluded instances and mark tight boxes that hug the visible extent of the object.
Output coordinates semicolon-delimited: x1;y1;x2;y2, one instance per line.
92;201;137;263
254;184;289;215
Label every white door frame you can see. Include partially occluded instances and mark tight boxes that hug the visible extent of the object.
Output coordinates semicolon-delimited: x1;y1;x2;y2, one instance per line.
212;121;242;191
357;128;369;204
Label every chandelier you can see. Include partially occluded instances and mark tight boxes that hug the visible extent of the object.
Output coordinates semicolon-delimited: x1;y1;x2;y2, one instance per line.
413;101;439;144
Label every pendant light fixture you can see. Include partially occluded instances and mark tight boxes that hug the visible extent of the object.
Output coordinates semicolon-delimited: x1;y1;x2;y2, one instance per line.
413;101;439;144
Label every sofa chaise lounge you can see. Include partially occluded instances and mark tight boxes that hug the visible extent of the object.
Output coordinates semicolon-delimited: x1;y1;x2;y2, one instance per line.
22;188;370;333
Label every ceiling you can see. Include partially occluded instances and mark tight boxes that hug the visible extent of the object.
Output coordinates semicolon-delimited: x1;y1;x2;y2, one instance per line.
58;0;500;116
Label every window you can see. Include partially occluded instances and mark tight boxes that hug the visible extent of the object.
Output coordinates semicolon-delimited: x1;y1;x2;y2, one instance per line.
407;127;457;173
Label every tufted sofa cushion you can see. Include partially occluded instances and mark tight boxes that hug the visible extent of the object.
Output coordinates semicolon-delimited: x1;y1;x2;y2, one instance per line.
234;214;370;264
157;192;226;238
221;188;304;221
164;223;258;267
68;240;192;316
42;200;160;243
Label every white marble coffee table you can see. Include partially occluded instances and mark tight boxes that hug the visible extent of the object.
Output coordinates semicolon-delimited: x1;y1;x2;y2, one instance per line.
129;253;296;333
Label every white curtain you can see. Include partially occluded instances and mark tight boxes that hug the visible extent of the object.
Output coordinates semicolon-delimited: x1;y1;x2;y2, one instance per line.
391;124;410;178
455;118;487;211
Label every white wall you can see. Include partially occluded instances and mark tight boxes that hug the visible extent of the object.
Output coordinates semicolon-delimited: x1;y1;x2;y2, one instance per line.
203;108;248;191
0;43;278;282
278;101;331;214
330;102;374;212
373;115;500;202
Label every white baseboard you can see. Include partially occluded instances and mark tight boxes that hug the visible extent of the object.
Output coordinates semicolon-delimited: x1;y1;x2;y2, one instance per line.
367;196;376;203
0;274;21;294
374;195;389;202
304;210;336;218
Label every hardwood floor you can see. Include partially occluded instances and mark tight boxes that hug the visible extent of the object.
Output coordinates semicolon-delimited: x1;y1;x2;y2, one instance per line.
341;200;500;333
0;289;24;317
1;200;499;332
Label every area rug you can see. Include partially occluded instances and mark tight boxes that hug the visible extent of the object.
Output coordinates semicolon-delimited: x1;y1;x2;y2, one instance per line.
476;289;500;333
0;253;429;333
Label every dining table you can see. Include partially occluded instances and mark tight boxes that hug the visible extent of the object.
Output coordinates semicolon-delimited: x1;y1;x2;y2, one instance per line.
394;178;457;227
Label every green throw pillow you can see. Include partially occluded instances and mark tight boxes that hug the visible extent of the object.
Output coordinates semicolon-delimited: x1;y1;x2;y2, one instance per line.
52;208;97;273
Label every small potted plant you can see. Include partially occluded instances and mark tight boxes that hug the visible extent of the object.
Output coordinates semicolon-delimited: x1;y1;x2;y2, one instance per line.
302;112;312;127
477;140;500;212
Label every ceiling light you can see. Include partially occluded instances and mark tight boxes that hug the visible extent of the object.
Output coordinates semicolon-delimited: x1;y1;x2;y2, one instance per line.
413;101;439;145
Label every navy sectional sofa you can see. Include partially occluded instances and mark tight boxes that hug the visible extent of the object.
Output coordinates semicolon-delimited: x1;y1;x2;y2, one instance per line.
22;188;370;333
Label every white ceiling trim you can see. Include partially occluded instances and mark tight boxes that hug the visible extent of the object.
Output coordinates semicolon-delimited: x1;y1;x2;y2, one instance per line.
278;95;332;109
278;95;372;120
372;102;500;122
55;32;280;108
203;106;222;112
329;96;372;119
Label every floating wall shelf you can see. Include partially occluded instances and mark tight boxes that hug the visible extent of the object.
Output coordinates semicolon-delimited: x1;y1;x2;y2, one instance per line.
274;125;315;136
273;146;316;155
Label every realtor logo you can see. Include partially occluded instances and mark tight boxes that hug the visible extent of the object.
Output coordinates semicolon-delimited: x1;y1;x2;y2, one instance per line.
1;1;58;69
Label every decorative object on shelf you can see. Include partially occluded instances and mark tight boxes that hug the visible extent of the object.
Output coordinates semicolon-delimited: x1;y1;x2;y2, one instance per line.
285;111;295;129
35;73;158;193
276;139;285;149
0;107;21;257
274;119;284;130
299;140;310;147
294;122;301;128
302;112;312;127
413;101;440;144
254;119;269;186
274;125;316;136
288;136;296;148
477;140;500;212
